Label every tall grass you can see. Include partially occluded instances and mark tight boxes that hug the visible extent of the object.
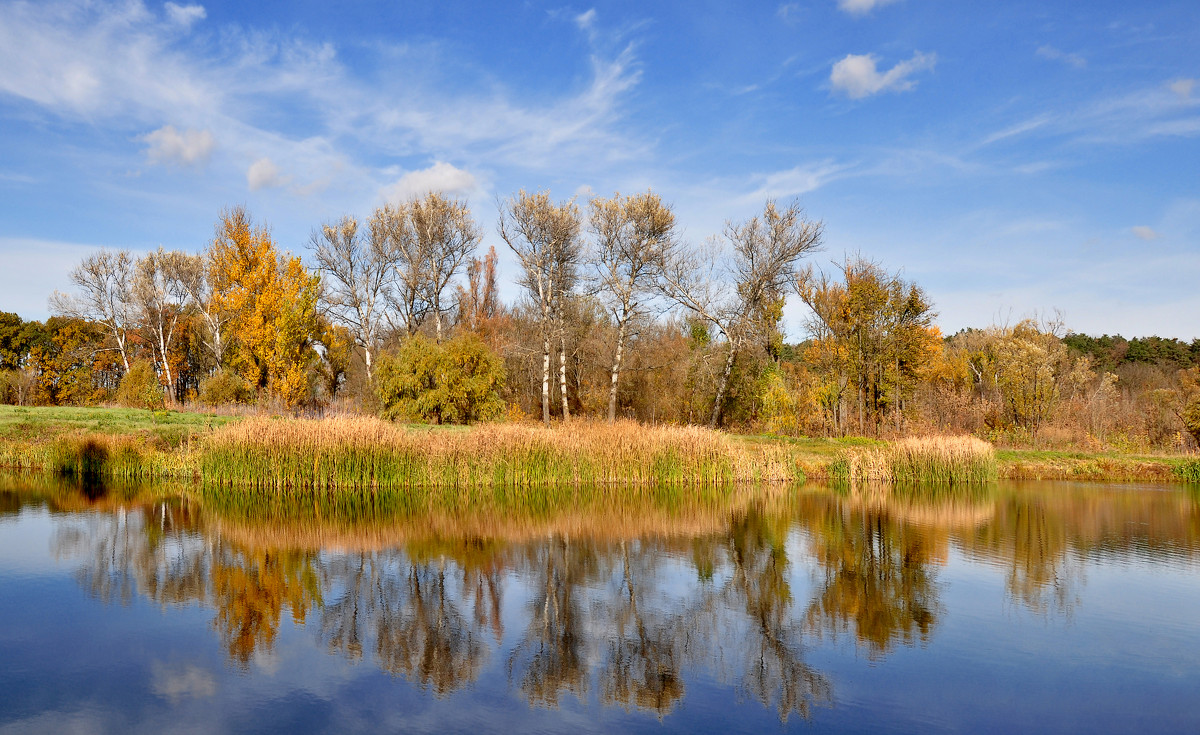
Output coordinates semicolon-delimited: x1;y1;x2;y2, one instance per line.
199;416;801;491
1174;458;1200;484
43;433;195;480
830;436;998;485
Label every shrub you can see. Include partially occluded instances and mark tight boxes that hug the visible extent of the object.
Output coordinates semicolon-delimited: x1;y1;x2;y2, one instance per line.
199;368;254;406
115;360;165;409
376;333;505;424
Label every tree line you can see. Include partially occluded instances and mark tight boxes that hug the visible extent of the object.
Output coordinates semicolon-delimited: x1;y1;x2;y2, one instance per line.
1;189;1198;450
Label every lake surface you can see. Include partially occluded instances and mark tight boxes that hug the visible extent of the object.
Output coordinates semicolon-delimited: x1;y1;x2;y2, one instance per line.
1;475;1198;734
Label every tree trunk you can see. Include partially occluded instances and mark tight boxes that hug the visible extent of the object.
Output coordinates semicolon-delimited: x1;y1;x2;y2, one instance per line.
364;346;373;384
157;328;176;404
607;316;628;422
559;328;570;422
434;300;443;343
708;342;737;429
541;331;551;426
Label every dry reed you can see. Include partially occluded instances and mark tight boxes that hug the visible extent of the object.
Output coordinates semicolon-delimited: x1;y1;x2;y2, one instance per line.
199;416;802;491
831;435;998;485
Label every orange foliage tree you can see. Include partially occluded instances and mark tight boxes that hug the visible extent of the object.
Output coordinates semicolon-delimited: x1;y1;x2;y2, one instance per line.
209;207;321;407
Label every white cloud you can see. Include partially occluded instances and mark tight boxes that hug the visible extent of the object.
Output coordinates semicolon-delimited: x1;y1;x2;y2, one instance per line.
141;124;214;166
575;8;596;31
379;162;478;203
732;160;852;207
1169;78;1195;100
837;0;901;17
830;51;936;99
1036;45;1086;69
164;2;206;27
1131;225;1160;241
777;4;802;23
247;157;287;191
979;115;1053;146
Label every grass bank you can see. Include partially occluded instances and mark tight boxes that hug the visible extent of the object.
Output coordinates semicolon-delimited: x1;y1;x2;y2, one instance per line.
1;406;1195;489
0;407;801;490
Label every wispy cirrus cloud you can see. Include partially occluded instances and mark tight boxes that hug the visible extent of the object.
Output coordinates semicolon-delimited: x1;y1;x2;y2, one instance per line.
164;2;205;28
0;0;648;208
1036;45;1087;69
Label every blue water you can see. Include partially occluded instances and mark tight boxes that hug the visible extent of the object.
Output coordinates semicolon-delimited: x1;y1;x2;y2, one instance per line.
1;481;1198;733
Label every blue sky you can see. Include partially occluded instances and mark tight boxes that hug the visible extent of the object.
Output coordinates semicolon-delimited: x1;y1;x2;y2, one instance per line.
0;0;1197;339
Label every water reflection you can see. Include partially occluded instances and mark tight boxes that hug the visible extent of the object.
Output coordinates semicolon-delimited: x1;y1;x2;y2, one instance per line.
799;494;942;657
8;475;1200;724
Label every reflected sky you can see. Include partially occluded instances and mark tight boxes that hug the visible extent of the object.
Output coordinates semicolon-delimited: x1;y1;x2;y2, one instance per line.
1;478;1199;734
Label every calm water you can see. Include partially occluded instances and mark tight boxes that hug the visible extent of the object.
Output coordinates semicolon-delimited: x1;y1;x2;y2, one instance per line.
1;476;1199;734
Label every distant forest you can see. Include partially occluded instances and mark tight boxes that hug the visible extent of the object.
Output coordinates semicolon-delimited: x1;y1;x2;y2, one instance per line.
2;193;1198;452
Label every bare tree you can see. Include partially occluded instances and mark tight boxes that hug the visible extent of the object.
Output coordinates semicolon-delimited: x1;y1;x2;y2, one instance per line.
311;215;396;382
498;190;583;425
589;191;679;422
661;200;822;428
407;193;482;342
132;247;193;402
50;249;136;373
369;204;426;337
170;250;228;370
455;245;500;333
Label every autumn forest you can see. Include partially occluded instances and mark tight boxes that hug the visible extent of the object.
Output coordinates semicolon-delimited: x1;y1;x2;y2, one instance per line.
1;191;1198;453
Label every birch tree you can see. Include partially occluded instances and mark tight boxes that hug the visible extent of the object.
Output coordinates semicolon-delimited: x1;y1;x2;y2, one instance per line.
170;250;228;369
371;204;426;336
407;193;481;343
132;247;193;403
50;249;137;373
589;191;678;422
311;215;395;382
661;200;822;428
498;190;582;425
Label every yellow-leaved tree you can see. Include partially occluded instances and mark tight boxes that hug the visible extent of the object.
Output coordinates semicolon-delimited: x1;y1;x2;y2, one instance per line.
208;206;321;407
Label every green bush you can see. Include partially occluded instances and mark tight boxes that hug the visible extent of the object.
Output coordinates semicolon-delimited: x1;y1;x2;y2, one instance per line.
199;368;254;406
115;361;165;410
376;333;505;424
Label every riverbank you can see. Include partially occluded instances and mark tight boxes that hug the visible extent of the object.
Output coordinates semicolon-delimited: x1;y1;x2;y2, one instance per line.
0;405;1195;487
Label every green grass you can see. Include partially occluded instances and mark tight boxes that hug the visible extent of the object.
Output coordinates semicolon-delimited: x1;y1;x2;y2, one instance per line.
1174;459;1200;484
0;405;235;446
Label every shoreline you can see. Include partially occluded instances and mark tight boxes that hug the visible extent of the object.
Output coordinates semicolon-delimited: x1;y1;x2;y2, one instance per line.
0;405;1196;488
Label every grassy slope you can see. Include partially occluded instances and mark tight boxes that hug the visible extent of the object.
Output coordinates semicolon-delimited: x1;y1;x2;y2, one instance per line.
0;405;235;445
0;405;1194;484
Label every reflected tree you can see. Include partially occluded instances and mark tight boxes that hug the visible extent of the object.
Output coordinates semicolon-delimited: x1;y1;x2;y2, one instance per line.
509;537;598;708
599;541;685;717
800;500;941;657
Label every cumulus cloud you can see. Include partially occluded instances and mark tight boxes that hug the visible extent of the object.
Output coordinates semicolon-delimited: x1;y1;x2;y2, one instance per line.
830;51;936;99
247;157;286;191
164;3;206;27
141;124;214;166
1169;78;1195;100
837;0;901;16
379;162;478;202
1036;45;1087;69
1131;225;1160;241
